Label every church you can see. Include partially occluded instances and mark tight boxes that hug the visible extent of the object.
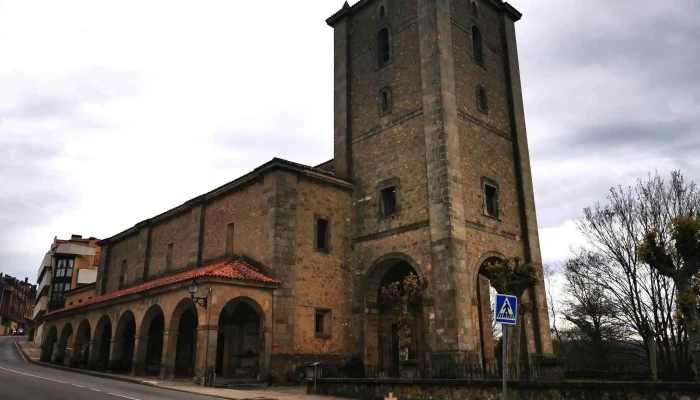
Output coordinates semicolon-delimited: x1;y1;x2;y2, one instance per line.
42;0;554;384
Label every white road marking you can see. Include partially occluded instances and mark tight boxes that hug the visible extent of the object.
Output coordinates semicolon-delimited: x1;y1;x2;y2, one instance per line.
72;384;84;387
0;366;67;384
14;341;29;363
108;393;141;400
91;388;102;392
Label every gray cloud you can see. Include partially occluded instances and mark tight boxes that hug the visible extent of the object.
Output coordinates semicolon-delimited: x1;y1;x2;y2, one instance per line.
516;0;700;232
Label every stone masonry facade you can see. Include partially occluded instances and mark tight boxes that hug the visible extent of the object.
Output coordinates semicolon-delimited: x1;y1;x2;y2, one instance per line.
41;0;553;385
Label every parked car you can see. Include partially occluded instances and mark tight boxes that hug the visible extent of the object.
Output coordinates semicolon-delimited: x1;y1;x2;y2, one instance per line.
12;328;25;336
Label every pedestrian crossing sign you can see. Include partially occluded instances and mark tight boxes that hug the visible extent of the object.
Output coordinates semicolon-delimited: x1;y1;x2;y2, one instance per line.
494;294;517;325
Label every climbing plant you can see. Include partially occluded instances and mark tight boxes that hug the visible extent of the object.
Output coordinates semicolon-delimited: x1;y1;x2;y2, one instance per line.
381;273;428;360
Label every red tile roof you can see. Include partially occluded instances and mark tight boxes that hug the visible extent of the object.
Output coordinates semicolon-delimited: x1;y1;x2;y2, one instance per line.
45;259;278;317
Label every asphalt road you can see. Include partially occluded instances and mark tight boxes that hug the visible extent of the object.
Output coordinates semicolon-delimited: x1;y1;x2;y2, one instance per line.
0;336;218;400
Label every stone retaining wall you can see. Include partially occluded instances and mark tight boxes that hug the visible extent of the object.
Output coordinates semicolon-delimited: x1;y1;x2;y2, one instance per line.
310;378;700;400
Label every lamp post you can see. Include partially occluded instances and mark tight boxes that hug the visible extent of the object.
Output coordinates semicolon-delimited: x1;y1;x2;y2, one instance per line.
188;280;213;386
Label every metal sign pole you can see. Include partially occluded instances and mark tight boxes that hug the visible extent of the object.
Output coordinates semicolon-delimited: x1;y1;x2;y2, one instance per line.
502;325;507;400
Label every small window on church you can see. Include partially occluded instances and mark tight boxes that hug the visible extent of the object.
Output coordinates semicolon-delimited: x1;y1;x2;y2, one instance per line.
226;222;235;256
315;217;330;253
166;242;174;269
119;260;127;289
477;85;489;113
470;1;480;17
380;186;398;216
472;26;484;66
380;87;392;114
315;308;331;338
379;5;385;18
377;28;391;66
484;182;499;218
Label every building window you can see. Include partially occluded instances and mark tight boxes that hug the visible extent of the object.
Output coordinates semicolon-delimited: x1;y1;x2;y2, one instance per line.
69;301;74;306
315;308;331;338
55;258;74;278
470;1;479;17
379;5;386;18
226;222;235;256
472;26;484;66
166;243;174;269
50;283;71;301
78;299;82;303
380;186;398;216
477;85;489;113
315;217;330;253
377;28;391;66
119;260;127;289
379;87;392;114
483;181;499;218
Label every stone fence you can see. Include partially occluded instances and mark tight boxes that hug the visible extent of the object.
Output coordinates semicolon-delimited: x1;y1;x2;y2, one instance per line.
309;378;700;400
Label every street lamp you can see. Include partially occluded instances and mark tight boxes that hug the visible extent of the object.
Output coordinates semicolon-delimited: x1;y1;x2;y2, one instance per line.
188;280;210;309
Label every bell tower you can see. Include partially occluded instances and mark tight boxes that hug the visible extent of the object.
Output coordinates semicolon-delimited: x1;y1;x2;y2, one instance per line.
328;0;553;365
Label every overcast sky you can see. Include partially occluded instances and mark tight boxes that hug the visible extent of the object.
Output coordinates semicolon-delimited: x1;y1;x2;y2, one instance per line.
1;0;698;283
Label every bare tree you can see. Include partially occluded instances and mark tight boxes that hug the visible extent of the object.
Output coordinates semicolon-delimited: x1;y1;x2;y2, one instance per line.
571;171;697;378
543;265;566;352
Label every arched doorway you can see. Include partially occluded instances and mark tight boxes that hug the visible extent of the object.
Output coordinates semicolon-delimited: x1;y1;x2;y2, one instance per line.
364;255;425;377
113;311;136;373
476;256;504;367
136;305;165;376
41;326;58;362
215;297;264;380
91;315;112;370
168;300;198;378
74;319;91;368
56;323;73;365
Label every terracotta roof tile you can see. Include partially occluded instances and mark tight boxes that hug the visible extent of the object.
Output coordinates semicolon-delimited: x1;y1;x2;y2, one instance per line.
45;259;278;317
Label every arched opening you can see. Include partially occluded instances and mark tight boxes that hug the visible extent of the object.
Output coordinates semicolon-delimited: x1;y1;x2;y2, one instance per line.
74;319;92;368
470;1;479;17
472;25;484;66
364;255;425;377
170;301;199;378
137;305;165;377
113;311;136;373
91;315;112;370
477;257;503;367
56;323;73;365
41;326;58;362
215;298;264;380
379;5;385;17
377;28;390;66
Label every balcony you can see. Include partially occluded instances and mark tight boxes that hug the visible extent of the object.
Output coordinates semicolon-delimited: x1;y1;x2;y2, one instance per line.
55;243;96;256
37;252;52;283
33;297;47;320
37;270;52;296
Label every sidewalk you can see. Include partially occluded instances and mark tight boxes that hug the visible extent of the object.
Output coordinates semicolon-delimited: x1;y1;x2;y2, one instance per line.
17;340;350;400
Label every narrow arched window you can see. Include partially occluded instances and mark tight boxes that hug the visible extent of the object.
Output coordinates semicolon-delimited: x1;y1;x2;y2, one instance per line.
379;5;385;18
379;87;392;114
377;28;391;66
477;85;489;112
472;26;484;66
470;1;479;17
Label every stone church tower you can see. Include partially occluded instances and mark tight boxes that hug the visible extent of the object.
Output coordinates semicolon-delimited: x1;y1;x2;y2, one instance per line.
327;0;553;367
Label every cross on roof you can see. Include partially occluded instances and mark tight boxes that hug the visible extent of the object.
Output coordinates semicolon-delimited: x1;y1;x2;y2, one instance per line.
385;392;398;400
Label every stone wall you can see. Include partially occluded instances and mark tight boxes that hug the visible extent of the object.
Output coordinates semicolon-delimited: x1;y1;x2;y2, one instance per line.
311;378;700;400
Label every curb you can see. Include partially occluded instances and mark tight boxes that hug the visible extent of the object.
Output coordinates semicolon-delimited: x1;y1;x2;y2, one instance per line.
12;339;275;400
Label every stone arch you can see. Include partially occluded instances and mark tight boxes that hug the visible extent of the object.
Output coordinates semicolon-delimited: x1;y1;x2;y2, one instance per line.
215;297;266;380
135;304;165;377
112;310;137;373
56;322;74;365
165;298;199;378
74;319;92;368
90;315;112;370
362;253;426;375
41;325;58;362
475;251;506;366
362;252;425;308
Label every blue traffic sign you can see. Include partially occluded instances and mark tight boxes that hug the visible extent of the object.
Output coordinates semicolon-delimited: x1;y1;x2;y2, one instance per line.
494;294;517;325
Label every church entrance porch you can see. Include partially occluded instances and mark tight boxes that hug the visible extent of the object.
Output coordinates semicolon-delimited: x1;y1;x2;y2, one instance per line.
215;297;265;381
